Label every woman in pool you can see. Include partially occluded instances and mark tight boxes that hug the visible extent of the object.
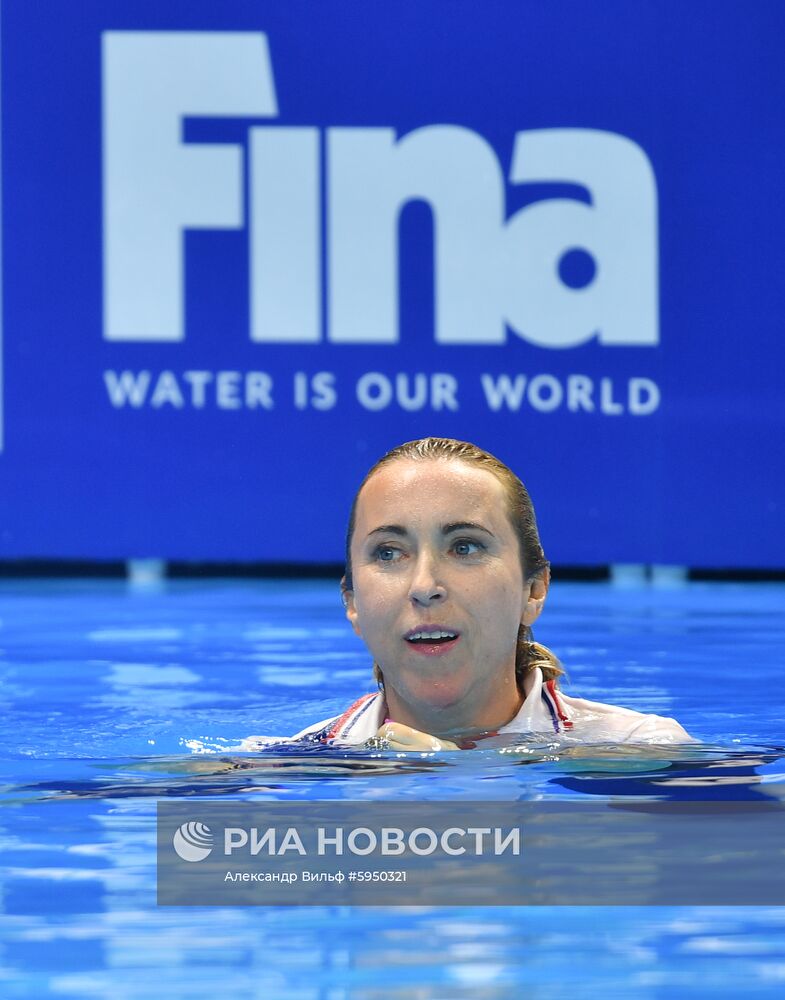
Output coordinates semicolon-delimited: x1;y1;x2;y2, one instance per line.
253;437;690;751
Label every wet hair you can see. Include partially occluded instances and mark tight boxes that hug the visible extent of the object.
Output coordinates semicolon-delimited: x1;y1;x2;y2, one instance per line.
342;437;564;688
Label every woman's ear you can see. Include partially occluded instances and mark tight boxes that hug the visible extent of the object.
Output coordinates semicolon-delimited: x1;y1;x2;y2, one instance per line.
522;566;550;627
340;577;362;637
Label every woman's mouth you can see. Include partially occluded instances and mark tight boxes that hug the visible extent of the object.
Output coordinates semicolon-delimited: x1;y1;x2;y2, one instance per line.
403;627;461;657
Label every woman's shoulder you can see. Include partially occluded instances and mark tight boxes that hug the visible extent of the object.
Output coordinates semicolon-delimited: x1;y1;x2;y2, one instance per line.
558;691;693;743
240;692;384;749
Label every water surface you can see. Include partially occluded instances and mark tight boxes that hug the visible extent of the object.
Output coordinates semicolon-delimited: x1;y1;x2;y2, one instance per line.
1;579;783;997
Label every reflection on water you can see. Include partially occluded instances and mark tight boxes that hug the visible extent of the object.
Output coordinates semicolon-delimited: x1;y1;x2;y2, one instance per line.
1;580;785;996
5;743;784;804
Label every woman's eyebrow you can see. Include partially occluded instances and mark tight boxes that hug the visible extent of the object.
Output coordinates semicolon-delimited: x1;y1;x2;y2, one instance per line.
366;524;408;539
442;521;495;538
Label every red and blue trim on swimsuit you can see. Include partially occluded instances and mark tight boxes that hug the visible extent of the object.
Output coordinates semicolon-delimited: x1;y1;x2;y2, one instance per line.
325;692;378;741
541;680;574;733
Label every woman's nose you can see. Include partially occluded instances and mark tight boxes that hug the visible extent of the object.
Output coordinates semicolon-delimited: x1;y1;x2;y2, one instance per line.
408;553;446;606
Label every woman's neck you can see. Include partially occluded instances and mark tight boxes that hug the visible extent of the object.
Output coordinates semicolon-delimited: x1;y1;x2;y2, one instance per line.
384;680;526;739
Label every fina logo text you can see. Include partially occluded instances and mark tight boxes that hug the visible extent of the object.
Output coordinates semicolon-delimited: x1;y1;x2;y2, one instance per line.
102;31;659;350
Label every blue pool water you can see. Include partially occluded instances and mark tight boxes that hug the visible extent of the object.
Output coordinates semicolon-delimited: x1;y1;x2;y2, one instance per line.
0;578;784;997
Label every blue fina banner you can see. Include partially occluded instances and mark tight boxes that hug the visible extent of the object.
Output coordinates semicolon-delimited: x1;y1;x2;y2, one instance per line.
0;1;783;566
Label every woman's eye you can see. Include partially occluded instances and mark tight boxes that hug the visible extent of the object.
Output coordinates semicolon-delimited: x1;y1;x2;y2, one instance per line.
453;539;483;557
374;546;401;563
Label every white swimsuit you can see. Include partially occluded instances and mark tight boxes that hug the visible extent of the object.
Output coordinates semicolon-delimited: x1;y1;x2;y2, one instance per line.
243;667;692;748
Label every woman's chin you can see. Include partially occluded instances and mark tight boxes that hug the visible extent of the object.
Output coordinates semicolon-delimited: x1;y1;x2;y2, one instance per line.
397;677;471;714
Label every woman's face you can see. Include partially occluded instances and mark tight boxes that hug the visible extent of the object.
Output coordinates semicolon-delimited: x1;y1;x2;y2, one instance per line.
344;458;547;728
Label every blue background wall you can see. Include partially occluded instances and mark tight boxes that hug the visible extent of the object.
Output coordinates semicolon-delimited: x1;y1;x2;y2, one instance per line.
1;1;783;567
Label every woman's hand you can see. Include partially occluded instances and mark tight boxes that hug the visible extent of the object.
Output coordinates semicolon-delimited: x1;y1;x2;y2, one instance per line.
375;722;460;751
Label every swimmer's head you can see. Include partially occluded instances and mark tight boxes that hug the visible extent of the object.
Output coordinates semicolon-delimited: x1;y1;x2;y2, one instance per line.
341;437;563;687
